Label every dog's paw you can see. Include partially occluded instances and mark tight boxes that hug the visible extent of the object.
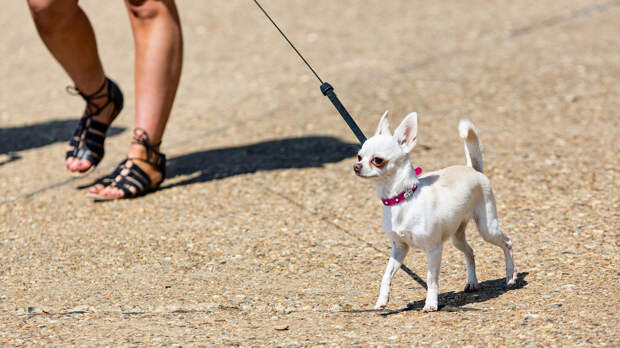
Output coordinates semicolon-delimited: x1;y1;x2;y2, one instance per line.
506;270;518;286
422;304;437;313
464;282;480;292
374;300;388;310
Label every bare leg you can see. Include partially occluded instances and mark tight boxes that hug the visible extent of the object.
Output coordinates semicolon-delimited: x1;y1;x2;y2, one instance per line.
28;0;104;95
423;244;442;312
28;0;116;173
451;222;479;291
127;0;183;145
375;241;409;309
91;0;183;198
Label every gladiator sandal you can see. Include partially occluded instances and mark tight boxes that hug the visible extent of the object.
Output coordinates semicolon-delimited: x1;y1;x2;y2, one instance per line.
65;77;124;176
88;128;166;200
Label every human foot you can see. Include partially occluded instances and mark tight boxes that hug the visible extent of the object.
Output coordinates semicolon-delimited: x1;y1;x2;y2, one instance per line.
88;128;166;199
65;77;123;176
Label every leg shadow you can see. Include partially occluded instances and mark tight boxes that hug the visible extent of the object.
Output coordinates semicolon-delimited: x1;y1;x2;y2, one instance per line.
0;118;124;158
158;136;360;190
380;272;529;316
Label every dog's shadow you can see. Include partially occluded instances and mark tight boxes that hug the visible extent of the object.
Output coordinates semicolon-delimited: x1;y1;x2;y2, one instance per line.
375;272;528;316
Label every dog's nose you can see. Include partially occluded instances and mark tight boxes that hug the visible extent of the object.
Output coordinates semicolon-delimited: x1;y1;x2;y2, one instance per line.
353;163;362;173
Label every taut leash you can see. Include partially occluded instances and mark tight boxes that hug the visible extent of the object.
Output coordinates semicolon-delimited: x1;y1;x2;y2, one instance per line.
252;0;367;144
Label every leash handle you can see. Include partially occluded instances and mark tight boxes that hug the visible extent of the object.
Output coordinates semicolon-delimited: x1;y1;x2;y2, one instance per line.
320;82;367;144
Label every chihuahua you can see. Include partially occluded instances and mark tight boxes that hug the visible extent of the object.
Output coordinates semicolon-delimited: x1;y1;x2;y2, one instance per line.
354;111;517;312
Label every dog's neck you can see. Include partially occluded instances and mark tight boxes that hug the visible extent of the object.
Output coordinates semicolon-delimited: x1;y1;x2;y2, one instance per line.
375;158;419;199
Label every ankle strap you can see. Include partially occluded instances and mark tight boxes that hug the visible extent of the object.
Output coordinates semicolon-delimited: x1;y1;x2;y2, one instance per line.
131;128;164;167
66;78;112;117
67;78;107;98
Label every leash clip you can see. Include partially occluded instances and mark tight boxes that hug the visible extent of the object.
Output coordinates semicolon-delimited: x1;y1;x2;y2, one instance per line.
320;82;334;96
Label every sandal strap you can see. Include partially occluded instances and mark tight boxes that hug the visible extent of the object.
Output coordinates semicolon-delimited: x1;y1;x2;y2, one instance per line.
65;121;107;161
94;153;165;199
131;128;166;177
108;159;153;198
66;78;112;118
93;159;126;186
65;77;124;167
90;129;166;199
88;119;110;133
122;160;152;185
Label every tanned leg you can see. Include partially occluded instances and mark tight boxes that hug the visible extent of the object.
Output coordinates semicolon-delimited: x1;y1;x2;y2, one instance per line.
91;0;183;198
28;0;116;173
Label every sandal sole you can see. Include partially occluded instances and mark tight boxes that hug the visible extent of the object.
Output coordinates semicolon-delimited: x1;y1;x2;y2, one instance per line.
86;185;161;201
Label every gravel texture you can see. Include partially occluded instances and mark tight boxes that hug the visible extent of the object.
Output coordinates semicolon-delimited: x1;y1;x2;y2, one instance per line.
1;0;618;346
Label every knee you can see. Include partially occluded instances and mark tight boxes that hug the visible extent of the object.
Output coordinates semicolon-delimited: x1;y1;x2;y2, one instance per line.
28;0;76;32
28;0;56;14
127;0;171;21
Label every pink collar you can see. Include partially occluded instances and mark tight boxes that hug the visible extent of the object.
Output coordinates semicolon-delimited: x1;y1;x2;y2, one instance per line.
381;167;422;206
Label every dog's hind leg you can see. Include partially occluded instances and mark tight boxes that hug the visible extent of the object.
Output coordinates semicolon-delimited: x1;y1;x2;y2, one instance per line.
451;221;479;292
474;189;517;285
375;241;409;310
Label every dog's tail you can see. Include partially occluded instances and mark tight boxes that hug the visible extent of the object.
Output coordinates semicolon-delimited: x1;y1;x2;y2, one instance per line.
458;119;483;173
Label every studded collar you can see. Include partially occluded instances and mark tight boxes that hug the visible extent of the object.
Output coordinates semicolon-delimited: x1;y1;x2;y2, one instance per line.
381;184;418;206
380;167;422;207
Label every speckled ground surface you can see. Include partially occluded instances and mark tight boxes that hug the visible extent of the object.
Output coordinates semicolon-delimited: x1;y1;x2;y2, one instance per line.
1;1;618;346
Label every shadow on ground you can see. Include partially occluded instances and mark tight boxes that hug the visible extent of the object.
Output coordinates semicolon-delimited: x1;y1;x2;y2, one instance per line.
0;119;125;160
372;272;529;316
159;136;359;190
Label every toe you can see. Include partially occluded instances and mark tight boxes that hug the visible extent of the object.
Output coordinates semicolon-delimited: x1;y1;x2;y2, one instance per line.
76;158;93;172
105;187;124;199
115;188;126;198
89;184;105;194
100;187;115;198
422;305;437;313
98;187;112;198
66;157;77;171
69;158;84;172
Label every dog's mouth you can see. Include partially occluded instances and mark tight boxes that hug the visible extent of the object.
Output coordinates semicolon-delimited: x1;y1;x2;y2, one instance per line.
354;171;378;179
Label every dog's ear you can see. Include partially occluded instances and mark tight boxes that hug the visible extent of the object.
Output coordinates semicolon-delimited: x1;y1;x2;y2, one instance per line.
393;112;418;153
375;110;391;136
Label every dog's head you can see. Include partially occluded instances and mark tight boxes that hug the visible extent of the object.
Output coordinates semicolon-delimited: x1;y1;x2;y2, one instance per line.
354;111;418;180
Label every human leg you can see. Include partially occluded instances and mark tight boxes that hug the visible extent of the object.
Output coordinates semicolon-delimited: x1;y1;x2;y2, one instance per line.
28;0;122;174
90;0;183;198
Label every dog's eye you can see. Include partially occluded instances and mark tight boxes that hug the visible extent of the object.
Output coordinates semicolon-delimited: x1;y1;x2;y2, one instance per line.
357;155;362;161
372;157;384;165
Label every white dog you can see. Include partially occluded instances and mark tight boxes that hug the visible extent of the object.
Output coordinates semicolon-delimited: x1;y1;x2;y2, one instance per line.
354;111;517;312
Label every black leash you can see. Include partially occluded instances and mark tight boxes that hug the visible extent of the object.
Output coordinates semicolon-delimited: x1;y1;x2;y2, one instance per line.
252;0;367;144
253;1;428;291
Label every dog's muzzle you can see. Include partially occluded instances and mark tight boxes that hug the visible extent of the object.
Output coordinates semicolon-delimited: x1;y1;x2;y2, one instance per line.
353;163;362;174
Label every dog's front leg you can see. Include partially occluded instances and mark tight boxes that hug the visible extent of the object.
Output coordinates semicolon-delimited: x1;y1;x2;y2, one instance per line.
423;244;443;312
375;241;409;310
